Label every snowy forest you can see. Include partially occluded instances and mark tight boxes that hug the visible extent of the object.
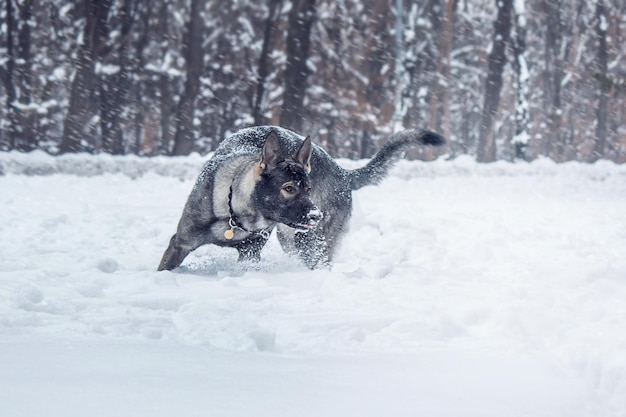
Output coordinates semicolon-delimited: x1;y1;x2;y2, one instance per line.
1;0;625;162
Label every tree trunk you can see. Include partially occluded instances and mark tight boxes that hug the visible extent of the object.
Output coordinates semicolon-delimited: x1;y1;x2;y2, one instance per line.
171;0;205;156
100;0;135;155
279;0;316;132
253;0;282;126
428;0;455;138
1;0;36;151
592;0;609;162
60;0;112;153
154;2;173;154
541;0;567;161
159;74;173;154
511;0;529;160
2;0;18;150
476;0;513;163
16;0;36;150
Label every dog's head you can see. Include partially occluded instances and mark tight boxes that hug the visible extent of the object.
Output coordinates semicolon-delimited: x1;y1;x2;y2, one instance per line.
254;130;323;230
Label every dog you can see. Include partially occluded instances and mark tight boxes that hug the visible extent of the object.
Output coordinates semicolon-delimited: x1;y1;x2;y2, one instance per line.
158;126;444;271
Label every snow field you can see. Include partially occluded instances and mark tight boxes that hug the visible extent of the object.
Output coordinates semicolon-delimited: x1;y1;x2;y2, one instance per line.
1;152;625;416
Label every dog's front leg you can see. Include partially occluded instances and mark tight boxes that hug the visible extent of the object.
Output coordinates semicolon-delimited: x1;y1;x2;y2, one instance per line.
234;234;269;263
294;231;330;269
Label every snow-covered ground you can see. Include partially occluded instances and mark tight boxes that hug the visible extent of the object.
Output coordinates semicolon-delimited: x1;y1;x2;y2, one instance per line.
1;151;625;417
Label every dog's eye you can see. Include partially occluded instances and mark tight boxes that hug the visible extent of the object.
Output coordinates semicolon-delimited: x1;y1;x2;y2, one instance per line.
283;185;295;194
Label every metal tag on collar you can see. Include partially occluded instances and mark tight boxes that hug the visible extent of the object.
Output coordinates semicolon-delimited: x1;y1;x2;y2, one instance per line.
224;218;237;240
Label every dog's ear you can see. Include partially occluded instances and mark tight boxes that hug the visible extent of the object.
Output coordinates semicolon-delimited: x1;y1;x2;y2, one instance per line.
259;130;281;173
294;136;312;173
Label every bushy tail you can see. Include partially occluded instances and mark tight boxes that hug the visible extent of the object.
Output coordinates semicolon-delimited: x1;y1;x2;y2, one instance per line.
347;129;445;190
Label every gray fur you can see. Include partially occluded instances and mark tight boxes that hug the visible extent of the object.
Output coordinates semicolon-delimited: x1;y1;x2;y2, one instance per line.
158;126;444;270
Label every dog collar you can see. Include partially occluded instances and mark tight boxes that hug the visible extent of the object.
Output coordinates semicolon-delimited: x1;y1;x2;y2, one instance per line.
225;185;271;240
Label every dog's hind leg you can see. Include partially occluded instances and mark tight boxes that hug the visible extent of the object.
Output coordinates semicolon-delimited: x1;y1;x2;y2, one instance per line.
158;232;205;271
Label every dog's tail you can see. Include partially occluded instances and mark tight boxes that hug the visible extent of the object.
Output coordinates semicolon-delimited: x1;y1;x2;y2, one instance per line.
347;129;445;191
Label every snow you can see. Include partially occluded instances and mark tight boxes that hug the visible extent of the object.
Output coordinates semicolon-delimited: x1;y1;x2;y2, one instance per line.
95;63;121;75
600;15;609;32
514;0;527;28
1;152;626;416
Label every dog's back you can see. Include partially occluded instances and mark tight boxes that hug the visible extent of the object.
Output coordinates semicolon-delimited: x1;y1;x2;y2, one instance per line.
215;126;345;180
217;125;444;190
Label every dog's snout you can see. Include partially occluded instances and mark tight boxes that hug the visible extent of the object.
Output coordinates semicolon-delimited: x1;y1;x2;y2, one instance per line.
307;207;323;223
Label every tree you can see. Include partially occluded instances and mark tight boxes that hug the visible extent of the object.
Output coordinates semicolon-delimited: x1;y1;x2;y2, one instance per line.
279;0;316;132
143;1;186;155
539;0;569;161
253;0;282;126
60;0;112;153
511;0;530;160
428;0;455;139
1;0;37;151
361;0;395;156
99;0;136;155
1;0;625;162
171;0;205;155
403;0;442;158
1;0;19;150
592;0;609;162
476;0;513;163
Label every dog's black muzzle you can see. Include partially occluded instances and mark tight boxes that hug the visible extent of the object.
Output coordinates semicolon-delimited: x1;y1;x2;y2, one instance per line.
290;206;323;230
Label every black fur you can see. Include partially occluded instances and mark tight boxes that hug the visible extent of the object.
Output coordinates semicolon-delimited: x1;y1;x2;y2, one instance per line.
158;126;444;271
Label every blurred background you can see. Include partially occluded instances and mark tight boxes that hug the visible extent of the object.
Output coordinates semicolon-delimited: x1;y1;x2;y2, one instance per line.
1;0;624;162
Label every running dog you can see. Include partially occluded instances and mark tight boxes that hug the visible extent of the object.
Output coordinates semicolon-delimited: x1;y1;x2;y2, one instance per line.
158;126;444;270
